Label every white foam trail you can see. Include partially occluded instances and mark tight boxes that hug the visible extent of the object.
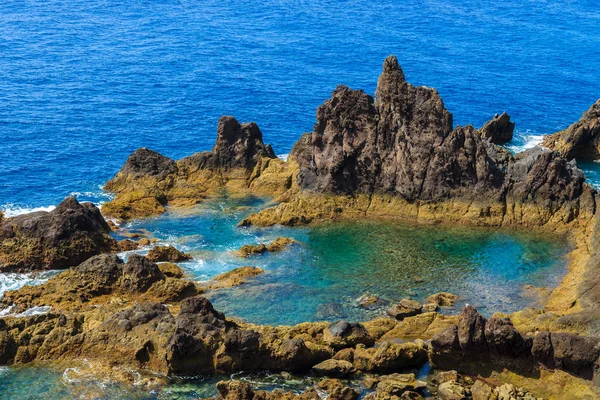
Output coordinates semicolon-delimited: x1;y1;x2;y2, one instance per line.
1;204;56;218
0;270;57;298
278;153;289;162
505;131;544;154
15;306;52;317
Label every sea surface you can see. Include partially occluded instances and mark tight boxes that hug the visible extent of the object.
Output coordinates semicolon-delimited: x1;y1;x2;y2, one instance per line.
1;0;599;398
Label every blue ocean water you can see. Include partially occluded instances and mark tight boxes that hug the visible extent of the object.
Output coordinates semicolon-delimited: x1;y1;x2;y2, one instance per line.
1;0;600;210
0;1;597;397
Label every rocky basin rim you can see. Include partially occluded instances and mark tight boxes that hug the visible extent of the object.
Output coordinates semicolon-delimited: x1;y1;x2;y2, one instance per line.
2;54;600;398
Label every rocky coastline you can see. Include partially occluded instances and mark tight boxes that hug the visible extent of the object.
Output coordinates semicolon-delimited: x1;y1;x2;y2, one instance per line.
1;55;600;398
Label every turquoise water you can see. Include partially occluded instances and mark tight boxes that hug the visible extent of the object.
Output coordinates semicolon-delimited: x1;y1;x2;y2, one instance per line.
0;366;326;399
0;0;593;396
118;196;568;326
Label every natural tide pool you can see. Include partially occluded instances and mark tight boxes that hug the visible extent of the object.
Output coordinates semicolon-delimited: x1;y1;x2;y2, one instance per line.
116;195;570;326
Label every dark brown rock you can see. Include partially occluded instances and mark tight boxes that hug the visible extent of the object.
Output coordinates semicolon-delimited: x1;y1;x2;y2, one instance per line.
457;306;487;352
484;317;532;357
0;196;116;272
146;245;192;262
118;148;178;178
181;116;276;171
542;99;600;159
479;112;515;144
323;320;374;349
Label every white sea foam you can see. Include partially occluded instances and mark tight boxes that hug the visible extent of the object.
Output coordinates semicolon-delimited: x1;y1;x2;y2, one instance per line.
505;130;544;154
1;204;56;218
277;153;289;162
0;270;57;298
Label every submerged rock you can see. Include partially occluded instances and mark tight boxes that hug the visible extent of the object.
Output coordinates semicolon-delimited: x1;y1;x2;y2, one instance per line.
542;98;600;159
146;245;192;262
479;112;515;144
237;237;295;257
203;266;264;290
0;196;116;272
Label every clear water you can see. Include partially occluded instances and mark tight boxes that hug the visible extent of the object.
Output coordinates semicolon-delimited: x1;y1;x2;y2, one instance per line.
118;196;568;326
1;0;600;210
0;0;595;396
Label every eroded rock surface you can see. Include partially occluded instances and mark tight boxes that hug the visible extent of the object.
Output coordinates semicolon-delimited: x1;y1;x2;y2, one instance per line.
543;99;600;159
0;196;116;272
102;116;288;220
479;112;515;144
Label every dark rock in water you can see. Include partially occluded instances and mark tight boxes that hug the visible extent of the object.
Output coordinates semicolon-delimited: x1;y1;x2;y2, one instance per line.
146;245;192;262
324;320;374;349
387;299;423;320
0;196;116;272
479;112;515;144
295;55;505;201
316;302;347;320
542;98;600;159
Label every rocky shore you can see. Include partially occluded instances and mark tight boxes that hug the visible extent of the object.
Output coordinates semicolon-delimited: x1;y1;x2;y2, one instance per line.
2;55;600;398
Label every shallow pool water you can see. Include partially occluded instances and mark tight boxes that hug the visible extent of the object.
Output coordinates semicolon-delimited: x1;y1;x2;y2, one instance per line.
118;195;569;326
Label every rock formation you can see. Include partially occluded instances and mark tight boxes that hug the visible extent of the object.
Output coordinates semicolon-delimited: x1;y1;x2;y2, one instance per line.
543;99;600;159
0;196;116;272
241;56;594;230
479;112;515;144
102;116;292;220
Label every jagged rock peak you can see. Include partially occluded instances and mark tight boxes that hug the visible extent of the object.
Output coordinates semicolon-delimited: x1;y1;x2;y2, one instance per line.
479;112;515;144
542;98;600;159
212;115;276;169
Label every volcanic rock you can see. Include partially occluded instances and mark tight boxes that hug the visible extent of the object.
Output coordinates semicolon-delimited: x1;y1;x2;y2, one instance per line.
479;112;515;144
542;99;600;159
146;245;192;262
0;196;116;272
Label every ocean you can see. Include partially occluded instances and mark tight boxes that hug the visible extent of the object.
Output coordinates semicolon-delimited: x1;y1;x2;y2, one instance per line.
0;1;598;398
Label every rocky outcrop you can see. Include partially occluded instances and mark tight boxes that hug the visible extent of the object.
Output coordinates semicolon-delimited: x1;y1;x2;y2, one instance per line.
542;99;600;159
102;116;290;220
146;245;192;262
479;112;515;144
242;56;595;229
236;237;295;257
430;306;600;383
0;196;116;272
201;266;264;290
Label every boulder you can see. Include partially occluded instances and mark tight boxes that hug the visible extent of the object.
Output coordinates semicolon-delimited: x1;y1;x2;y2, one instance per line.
479;112;515;144
146;245;192;262
387;299;423;320
317;378;360;400
116;239;139;251
157;262;185;278
437;380;470;400
0;197;116;272
323;321;374;349
542;98;600;159
237;237;295;257
457;305;488;352
312;358;354;377
203;266;264;290
426;292;459;307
